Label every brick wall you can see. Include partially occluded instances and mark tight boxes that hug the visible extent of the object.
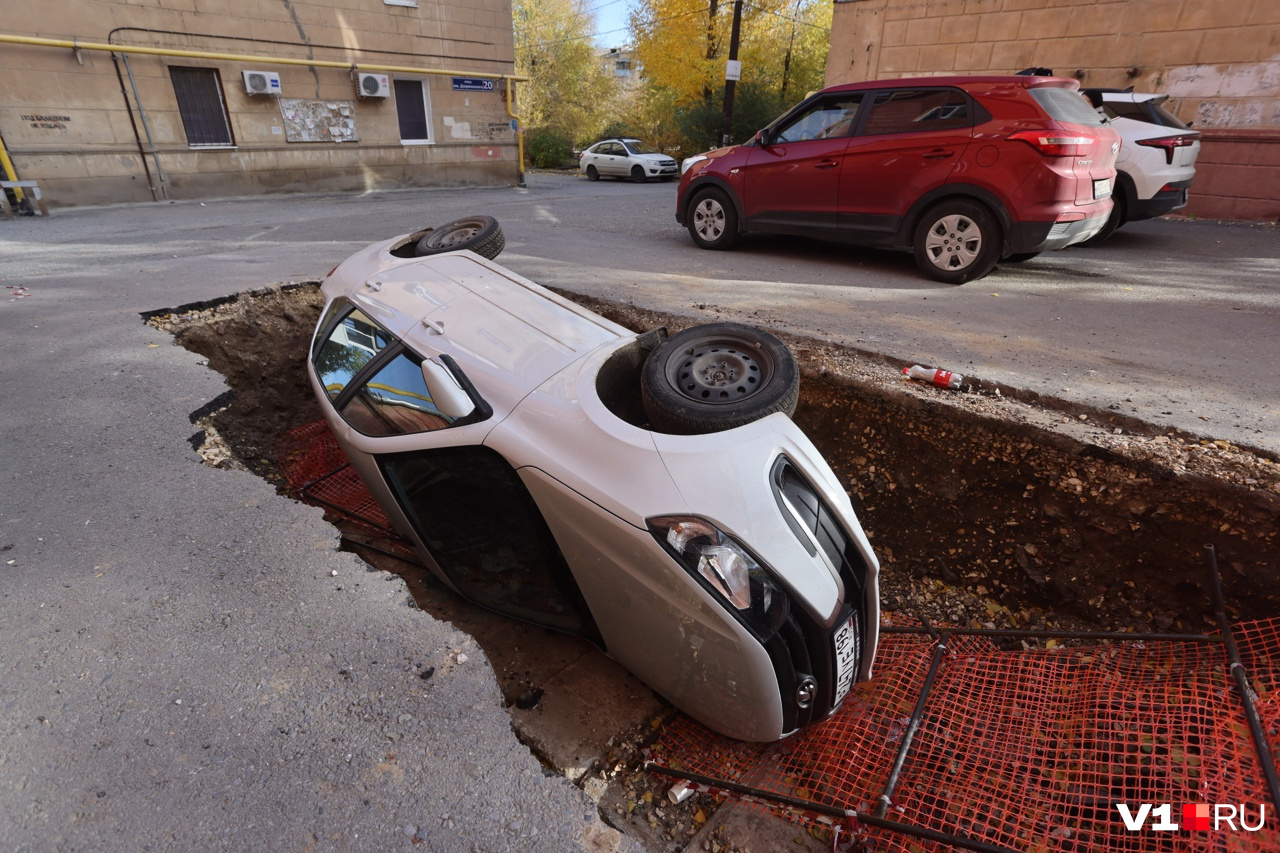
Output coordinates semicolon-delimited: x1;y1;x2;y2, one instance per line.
828;0;1280;221
0;0;518;206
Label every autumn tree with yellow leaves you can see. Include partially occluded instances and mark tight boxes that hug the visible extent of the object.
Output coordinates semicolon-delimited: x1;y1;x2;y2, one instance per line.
513;0;618;165
627;0;832;153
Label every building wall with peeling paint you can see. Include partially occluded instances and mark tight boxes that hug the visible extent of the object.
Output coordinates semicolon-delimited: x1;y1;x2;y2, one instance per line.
827;0;1280;221
0;0;517;206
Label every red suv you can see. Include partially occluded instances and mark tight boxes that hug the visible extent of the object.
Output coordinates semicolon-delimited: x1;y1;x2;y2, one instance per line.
676;76;1120;283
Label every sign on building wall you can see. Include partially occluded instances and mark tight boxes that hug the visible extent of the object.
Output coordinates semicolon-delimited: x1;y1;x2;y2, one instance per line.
451;77;496;92
279;98;359;143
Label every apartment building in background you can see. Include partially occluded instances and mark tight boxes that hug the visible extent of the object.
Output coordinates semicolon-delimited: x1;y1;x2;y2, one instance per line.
828;0;1280;220
0;0;518;206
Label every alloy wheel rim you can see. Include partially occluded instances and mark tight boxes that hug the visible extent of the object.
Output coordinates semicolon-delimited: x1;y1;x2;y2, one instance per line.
924;214;981;270
694;199;725;241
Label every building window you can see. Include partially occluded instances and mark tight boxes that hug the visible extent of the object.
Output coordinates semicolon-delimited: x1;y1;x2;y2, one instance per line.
394;79;432;144
384;0;418;5
169;67;234;147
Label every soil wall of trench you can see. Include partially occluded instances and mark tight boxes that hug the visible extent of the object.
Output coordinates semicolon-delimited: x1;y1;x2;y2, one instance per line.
148;282;1280;636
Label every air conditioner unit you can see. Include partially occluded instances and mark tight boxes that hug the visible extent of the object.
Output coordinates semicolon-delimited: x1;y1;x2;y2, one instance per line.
242;70;282;95
358;72;391;98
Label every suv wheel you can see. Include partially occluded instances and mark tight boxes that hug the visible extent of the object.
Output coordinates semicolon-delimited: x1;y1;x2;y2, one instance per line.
641;323;799;434
913;200;1001;284
687;188;738;250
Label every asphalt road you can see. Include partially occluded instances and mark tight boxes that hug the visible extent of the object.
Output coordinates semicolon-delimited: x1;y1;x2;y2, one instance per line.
0;175;1275;850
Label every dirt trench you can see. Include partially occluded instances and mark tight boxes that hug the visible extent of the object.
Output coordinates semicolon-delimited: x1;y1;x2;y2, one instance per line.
148;281;1280;636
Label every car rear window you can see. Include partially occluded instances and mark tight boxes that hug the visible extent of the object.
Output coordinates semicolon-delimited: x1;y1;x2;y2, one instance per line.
1103;100;1191;129
1028;87;1106;126
862;89;972;135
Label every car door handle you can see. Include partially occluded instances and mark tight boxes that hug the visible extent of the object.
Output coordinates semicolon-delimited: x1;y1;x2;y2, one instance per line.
923;149;954;160
814;160;839;169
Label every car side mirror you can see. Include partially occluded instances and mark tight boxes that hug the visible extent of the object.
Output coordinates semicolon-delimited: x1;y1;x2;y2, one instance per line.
421;358;476;420
755;129;771;147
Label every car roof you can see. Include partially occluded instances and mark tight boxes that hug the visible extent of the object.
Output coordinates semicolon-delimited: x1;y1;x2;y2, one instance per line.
820;74;1082;94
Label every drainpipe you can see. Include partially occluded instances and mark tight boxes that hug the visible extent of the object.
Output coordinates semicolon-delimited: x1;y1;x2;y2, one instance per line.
505;81;525;188
0;33;530;192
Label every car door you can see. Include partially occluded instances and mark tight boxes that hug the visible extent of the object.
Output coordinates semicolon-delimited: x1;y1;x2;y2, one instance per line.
313;305;599;638
739;93;865;232
598;141;627;176
838;88;976;234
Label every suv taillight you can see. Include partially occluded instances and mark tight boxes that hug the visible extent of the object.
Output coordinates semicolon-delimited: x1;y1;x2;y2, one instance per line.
1136;134;1198;164
1008;130;1098;157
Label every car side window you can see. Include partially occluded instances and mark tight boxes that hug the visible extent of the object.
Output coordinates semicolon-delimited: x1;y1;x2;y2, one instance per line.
314;307;391;401
341;351;455;437
774;96;864;143
861;89;971;135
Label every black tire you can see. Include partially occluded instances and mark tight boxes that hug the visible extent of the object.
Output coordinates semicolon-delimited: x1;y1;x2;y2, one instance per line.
686;187;739;250
415;215;505;260
1079;196;1125;247
641;323;799;434
631;165;647;183
585;165;600;181
1003;252;1041;263
912;199;1001;284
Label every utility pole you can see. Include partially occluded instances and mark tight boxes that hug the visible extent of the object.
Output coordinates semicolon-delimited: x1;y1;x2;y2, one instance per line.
720;0;743;147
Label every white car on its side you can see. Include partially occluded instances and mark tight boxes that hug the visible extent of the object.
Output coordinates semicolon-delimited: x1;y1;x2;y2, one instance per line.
307;227;881;742
1081;89;1201;244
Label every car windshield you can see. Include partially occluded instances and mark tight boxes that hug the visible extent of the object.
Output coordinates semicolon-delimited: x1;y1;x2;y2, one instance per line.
623;140;659;155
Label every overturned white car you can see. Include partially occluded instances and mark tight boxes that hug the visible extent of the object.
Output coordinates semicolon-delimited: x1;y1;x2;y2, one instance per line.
308;225;880;741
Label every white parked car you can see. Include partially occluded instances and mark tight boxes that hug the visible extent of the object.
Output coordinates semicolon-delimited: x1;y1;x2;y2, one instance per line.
1081;88;1201;244
307;227;881;742
579;137;679;182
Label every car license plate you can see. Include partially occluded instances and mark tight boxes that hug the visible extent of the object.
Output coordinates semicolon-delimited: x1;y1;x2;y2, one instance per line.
832;610;861;709
1093;178;1112;199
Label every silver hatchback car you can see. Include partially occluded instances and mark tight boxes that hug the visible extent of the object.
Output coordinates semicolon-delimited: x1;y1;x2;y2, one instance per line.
308;231;880;741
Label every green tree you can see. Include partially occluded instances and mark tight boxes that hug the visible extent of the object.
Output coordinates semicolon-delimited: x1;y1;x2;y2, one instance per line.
513;0;618;157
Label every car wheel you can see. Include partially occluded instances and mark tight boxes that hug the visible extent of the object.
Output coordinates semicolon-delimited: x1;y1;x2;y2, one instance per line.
913;200;1001;284
630;165;647;183
585;165;600;182
1079;196;1125;247
640;323;799;434
687;188;738;250
1003;252;1041;263
415;215;505;260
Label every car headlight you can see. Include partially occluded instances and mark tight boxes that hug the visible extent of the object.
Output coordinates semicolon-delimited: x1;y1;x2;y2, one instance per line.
680;154;708;175
648;516;789;638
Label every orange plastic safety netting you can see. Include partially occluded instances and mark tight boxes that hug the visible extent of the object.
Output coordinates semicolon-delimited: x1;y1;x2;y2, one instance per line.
277;421;1278;850
648;620;1280;852
277;420;418;562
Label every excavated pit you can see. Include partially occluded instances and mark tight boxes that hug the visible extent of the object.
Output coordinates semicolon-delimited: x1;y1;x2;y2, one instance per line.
147;281;1280;636
146;280;1280;849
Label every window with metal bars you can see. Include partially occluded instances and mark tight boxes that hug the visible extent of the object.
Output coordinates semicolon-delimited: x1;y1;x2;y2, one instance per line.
169;67;234;147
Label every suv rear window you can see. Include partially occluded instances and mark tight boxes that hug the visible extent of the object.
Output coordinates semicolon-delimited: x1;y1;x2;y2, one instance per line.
1103;100;1190;130
1028;87;1106;126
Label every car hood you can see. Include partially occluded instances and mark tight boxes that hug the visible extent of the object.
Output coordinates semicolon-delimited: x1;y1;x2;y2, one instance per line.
635;152;676;163
320;235;629;419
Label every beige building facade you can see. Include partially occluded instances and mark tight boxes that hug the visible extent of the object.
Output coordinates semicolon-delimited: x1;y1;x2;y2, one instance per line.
0;0;519;207
827;0;1280;220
